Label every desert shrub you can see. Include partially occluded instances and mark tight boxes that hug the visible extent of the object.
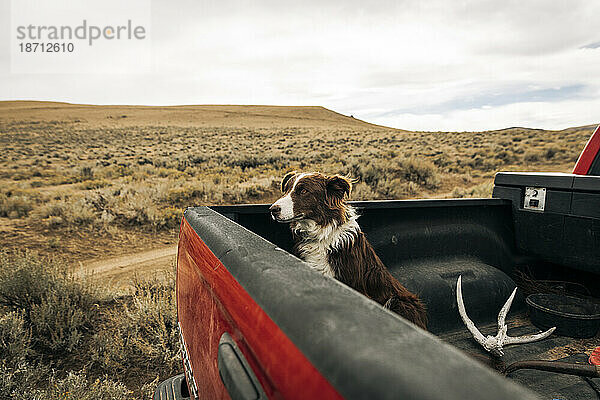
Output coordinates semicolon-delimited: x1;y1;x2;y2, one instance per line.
432;153;453;169
398;158;440;189
0;311;31;365
562;151;579;163
224;153;286;171
405;181;420;197
372;178;414;199
40;371;132;400
242;182;278;201
347;156;440;196
467;154;499;172
523;151;540;162
170;154;210;171
0;251;180;398
30;290;91;353
230;154;264;170
450;182;493;198
90;273;179;382
79;185;155;227
31;198;96;228
85;189;145;226
80;166;94;180
350;182;378;200
99;165;133;179
0;194;35;218
155;167;175;178
543;146;560;160
67;199;97;225
78;179;110;190
30;182;185;231
0;361;47;400
48;237;61;248
112;195;152;226
31;199;68;222
494;149;516;164
0;251;101;355
166;183;207;205
147;206;183;230
0;364;132;400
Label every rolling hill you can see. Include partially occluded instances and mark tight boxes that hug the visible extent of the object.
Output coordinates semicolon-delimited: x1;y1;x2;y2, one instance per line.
0;100;388;129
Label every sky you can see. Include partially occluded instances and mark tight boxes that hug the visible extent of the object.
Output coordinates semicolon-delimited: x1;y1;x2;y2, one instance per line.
1;0;599;132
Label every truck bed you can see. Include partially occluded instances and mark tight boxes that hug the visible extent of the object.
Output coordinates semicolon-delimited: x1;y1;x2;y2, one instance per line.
173;169;600;400
206;189;599;399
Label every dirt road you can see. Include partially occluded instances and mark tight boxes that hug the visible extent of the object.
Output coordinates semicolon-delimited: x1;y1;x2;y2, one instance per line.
80;245;177;287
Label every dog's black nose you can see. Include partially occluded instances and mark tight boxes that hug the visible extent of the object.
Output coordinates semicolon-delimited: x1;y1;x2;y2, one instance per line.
269;204;281;218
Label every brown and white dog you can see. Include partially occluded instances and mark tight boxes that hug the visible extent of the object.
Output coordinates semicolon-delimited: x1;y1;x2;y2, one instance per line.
269;171;427;329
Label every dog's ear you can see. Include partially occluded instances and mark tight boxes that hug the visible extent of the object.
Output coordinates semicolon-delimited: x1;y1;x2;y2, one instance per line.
326;175;353;205
281;171;297;193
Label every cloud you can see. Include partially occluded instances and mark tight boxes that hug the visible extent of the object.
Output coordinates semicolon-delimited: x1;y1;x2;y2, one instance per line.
366;97;600;132
1;0;599;131
581;41;600;49
372;85;589;116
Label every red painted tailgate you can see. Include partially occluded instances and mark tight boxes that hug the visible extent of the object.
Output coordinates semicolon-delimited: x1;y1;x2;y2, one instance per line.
176;217;342;399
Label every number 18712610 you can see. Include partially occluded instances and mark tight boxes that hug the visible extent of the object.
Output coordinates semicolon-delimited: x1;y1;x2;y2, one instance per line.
19;42;74;53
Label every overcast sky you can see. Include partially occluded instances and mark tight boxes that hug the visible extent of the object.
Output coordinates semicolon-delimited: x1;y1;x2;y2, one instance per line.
1;0;599;131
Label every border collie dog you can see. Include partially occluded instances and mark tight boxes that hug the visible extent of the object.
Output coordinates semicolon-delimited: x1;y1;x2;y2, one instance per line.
269;171;427;330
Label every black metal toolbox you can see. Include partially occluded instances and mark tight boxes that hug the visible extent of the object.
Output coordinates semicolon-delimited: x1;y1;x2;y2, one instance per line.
493;172;600;274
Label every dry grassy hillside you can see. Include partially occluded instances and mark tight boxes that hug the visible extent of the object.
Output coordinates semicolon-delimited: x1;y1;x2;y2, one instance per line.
0;101;595;262
0;101;382;128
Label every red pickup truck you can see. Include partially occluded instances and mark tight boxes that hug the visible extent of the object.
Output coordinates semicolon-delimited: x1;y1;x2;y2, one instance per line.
155;127;600;400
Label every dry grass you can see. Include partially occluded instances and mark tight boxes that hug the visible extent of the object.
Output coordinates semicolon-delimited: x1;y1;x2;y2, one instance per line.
0;251;177;399
0;101;594;261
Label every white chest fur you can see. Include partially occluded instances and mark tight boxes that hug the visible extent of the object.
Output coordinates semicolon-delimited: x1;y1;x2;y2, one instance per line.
294;209;360;278
297;237;336;277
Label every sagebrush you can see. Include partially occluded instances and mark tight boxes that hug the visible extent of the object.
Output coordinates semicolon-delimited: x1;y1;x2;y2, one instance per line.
0;251;179;399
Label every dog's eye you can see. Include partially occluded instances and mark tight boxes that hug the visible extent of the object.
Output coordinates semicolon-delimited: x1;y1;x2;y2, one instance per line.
298;188;308;195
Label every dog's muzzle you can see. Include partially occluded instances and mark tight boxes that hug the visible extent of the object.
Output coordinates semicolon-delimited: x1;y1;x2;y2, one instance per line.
269;204;303;223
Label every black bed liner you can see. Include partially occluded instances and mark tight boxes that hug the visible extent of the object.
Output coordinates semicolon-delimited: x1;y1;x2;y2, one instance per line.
441;314;600;400
213;198;523;334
